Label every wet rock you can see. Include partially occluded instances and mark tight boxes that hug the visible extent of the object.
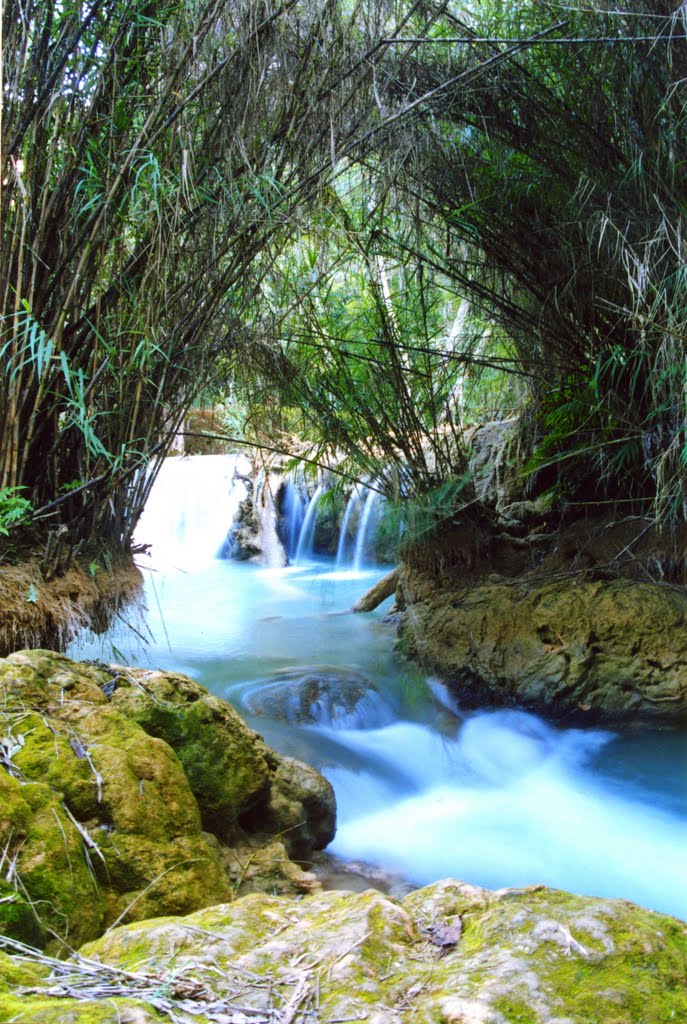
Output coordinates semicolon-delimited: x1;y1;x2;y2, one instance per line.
398;571;687;724
0;651;336;951
240;665;395;729
227;471;288;566
247;754;336;859
2;880;683;1023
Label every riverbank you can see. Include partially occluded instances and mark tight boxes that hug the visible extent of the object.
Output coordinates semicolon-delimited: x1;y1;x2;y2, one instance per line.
392;509;687;727
0;553;143;658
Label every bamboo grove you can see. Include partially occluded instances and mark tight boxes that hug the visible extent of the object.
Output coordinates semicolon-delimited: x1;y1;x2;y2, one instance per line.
2;1;687;567
0;0;424;557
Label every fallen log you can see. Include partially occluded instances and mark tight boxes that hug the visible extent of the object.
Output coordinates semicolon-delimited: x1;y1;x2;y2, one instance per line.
352;567;400;613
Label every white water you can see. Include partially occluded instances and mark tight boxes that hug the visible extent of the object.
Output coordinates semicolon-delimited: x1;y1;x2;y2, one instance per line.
353;487;380;571
135;453;250;569
294;484;323;564
70;456;687;921
335;490;360;569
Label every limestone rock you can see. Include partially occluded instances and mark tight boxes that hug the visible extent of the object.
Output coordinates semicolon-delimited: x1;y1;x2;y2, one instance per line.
0;650;336;951
109;667;272;838
2;880;684;1023
240;665;395;729
398;570;687;723
468;418;522;510
249;753;336;859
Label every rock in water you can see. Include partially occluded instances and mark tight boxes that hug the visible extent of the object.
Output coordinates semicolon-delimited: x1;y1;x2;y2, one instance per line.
0;879;685;1022
240;666;395;729
398;571;687;724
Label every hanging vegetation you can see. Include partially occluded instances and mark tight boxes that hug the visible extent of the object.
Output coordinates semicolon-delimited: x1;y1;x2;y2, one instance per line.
383;0;687;524
3;0;686;574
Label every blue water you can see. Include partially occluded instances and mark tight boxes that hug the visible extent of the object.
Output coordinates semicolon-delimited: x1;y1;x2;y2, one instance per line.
68;457;687;921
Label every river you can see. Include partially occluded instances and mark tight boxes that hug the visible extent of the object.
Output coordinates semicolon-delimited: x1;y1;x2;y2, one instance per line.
69;454;687;920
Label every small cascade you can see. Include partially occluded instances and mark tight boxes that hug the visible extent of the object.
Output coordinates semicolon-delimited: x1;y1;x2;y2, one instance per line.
255;473;287;568
281;479;306;561
134;453;250;566
294;484;324;564
335;490;360;569
353;488;380;571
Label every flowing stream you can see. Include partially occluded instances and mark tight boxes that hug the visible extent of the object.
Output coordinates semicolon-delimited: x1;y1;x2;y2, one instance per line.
69;455;687;920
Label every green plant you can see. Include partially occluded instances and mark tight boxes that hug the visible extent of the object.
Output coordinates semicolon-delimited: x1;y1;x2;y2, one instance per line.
0;487;33;537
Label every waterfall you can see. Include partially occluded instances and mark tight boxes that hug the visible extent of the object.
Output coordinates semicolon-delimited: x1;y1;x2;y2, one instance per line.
353;488;380;571
134;453;249;566
281;480;306;561
254;472;287;568
294;484;324;564
335;490;360;569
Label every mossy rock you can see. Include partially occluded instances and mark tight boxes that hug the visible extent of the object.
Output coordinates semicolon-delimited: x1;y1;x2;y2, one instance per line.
0;650;110;712
0;992;163;1023
109;668;271;837
0;651;335;952
0;882;45;947
73;881;687;1023
0;770;105;950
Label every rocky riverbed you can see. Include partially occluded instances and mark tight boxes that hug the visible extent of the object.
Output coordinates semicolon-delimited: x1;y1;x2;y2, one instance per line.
0;650;685;1024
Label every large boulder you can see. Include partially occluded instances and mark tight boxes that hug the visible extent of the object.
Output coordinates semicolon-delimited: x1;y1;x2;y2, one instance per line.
0;879;684;1023
398;569;687;724
0;651;335;951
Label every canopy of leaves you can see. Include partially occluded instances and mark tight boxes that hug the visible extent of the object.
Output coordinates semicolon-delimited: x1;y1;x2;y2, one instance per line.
2;0;686;560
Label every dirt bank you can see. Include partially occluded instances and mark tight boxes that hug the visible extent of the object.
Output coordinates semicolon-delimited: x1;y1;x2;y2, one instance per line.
0;554;143;657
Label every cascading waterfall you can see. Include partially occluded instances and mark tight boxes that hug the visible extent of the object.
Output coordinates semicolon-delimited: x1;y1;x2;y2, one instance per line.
294;484;324;564
335;490;360;569
134;453;249;567
281;480;306;561
353;488;380;571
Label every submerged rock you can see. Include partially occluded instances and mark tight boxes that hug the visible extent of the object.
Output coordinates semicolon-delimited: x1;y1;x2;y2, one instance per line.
240;666;395;729
0;879;685;1022
398;569;687;724
0;650;335;951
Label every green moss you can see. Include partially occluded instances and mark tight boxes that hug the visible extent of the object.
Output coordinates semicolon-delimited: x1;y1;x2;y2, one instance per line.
0;769;32;840
18;794;106;949
0;952;48;991
0;882;46;947
0;651;108;712
9;712;100;819
111;675;270;834
492;997;537;1023
0;993;166;1022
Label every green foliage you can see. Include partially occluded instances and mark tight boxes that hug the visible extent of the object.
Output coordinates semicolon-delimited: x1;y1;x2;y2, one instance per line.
3;0;685;544
392;1;687;520
0;488;33;537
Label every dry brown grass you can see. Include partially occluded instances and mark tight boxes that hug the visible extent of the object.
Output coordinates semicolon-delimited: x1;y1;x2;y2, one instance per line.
0;555;142;657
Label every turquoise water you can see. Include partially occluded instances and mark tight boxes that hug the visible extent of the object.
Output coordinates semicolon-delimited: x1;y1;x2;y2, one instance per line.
68;457;687;920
